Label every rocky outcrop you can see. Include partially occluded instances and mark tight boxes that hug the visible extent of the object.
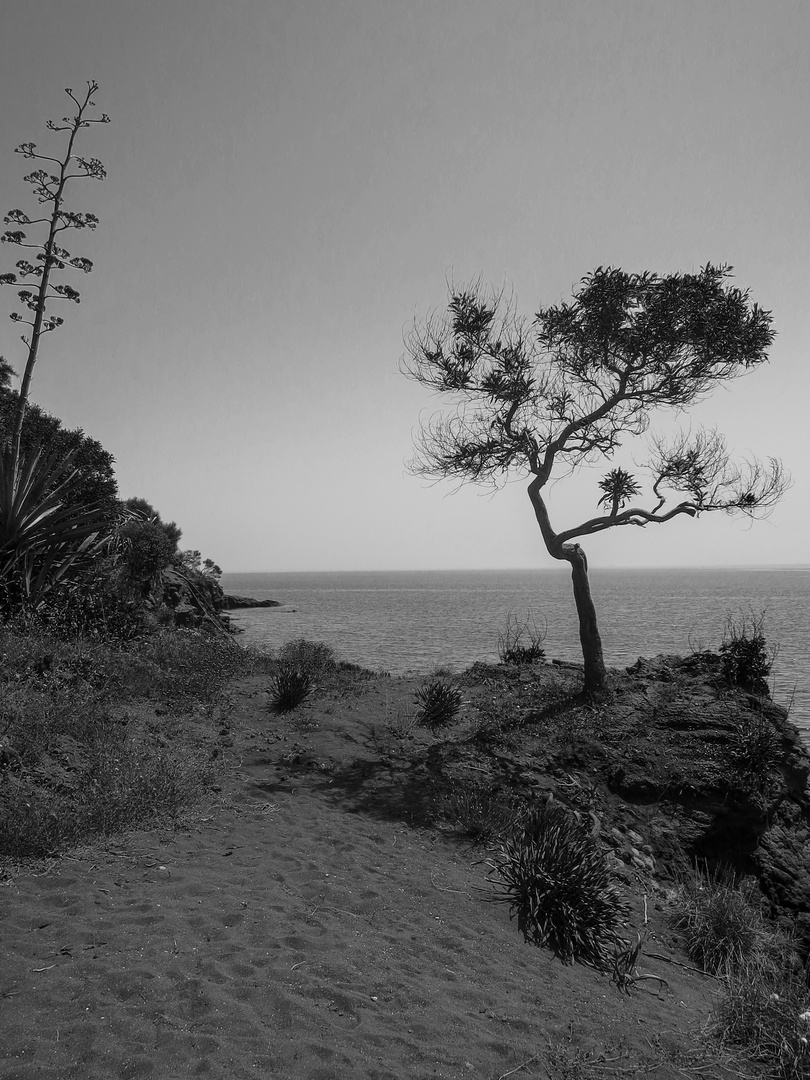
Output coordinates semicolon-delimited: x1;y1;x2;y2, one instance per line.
222;595;281;609
160;567;227;628
604;654;810;952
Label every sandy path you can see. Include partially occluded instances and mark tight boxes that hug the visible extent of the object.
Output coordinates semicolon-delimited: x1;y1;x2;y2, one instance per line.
1;674;723;1080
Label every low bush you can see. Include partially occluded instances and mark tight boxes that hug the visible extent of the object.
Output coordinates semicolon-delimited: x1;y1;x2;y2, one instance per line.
135;629;249;708
278;638;337;678
0;624;247;861
720;611;772;693
414;679;463;727
488;801;624;967
0;739;212;859
498;612;547;665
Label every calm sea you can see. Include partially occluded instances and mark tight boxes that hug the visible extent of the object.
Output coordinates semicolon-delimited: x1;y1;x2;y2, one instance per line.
220;568;810;736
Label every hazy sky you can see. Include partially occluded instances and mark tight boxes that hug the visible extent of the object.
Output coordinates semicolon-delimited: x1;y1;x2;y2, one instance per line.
1;0;807;572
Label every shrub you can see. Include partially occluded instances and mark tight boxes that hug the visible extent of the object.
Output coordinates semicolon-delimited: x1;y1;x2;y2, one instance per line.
668;863;767;975
134;629;249;708
278;638;337;678
488;801;624;966
720;611;772;693
414;679;463;727
269;664;314;712
0;740;211;858
442;778;525;844
498;612;547;665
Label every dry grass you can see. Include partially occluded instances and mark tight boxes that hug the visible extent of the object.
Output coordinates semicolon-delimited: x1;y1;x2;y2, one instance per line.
0;626;251;860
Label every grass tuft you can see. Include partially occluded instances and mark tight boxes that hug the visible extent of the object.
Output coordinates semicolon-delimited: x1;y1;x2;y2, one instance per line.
414;679;463;727
668;863;767;975
268;665;314;713
441;778;525;844
713;953;810;1079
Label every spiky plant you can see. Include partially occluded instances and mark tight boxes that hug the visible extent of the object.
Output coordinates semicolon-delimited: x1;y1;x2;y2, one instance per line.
488;801;624;967
268;664;314;713
414;679;463;727
0;442;107;617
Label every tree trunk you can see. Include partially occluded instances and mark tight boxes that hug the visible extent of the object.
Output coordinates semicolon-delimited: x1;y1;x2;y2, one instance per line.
565;544;607;699
527;477;608;698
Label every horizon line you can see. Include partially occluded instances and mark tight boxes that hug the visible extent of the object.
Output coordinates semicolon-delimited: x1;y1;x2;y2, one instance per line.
221;563;810;575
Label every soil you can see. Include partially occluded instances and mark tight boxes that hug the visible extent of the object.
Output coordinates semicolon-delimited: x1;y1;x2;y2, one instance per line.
2;655;804;1080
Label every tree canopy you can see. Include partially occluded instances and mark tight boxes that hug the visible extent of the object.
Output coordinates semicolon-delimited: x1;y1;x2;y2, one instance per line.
403;265;789;696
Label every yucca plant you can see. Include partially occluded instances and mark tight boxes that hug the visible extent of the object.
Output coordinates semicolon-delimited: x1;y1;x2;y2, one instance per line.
0;442;107;617
414;679;463;727
488;801;625;967
268;663;314;713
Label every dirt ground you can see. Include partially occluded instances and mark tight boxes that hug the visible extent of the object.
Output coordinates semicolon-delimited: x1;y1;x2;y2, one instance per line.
1;663;769;1080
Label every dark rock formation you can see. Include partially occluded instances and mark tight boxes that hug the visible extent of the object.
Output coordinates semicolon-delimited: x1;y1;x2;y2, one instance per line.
160;567;227;628
222;595;281;609
605;654;810;953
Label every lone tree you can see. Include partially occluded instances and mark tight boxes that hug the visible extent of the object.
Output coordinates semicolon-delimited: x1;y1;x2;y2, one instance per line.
0;80;109;461
402;266;789;698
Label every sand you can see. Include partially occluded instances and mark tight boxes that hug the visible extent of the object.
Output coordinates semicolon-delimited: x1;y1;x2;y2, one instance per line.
1;670;752;1079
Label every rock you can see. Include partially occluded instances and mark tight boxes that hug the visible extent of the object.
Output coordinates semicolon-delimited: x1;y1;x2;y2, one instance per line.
603;654;810;957
222;595;281;609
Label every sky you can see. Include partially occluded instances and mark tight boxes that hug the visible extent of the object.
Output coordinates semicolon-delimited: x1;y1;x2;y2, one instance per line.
0;0;807;572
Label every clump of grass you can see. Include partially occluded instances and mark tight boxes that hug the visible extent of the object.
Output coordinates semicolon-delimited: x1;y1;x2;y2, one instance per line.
667;862;810;1078
668;863;767;974
414;679;463;727
268;664;314;713
384;705;417;739
712;953;810;1080
727;710;781;793
720;611;772;694
489;800;624;967
498;612;547;665
441;778;525;844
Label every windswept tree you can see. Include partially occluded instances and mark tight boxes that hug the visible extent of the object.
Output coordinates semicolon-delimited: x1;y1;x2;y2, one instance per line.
1;80;109;460
402;266;789;698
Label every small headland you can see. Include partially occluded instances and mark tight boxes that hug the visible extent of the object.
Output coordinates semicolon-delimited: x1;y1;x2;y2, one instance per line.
221;594;281;609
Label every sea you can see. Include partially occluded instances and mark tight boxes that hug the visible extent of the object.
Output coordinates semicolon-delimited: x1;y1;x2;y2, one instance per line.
220;568;810;738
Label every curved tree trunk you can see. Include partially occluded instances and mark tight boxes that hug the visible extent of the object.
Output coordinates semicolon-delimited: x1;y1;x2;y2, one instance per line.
564;543;607;699
528;476;608;699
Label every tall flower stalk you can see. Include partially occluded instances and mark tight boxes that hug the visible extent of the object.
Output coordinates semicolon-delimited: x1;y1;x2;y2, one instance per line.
1;80;109;460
